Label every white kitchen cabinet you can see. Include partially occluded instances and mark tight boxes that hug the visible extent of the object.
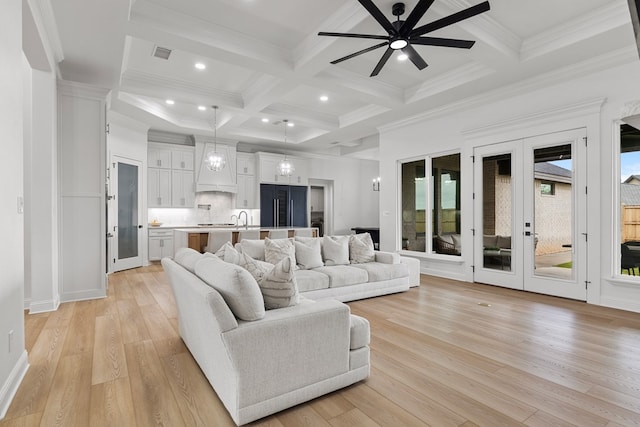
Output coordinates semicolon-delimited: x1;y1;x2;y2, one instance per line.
171;149;194;170
258;152;308;185
148;229;174;260
289;157;308;186
148;145;172;169
171;170;195;208
236;174;258;208
237;152;256;175
148;167;171;207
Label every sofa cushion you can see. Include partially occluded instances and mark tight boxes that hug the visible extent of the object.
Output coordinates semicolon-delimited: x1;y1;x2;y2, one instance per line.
350;315;370;350
241;239;265;261
351;262;409;282
239;253;273;283
173;247;205;273
349;233;375;264
312;265;368;288
259;257;300;309
194;256;265;321
216;241;242;265
322;236;350;266
265;237;297;267
294;269;330;292
294;237;323;270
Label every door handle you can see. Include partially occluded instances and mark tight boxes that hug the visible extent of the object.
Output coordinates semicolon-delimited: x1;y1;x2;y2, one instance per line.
290;200;294;226
138;225;143;229
524;231;531;236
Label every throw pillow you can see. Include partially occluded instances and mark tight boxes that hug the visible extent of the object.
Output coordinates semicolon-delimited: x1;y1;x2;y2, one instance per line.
258;256;299;309
322;235;350;266
264;237;297;267
239;253;273;284
215;241;241;265
294;237;323;269
173;247;203;273
240;239;265;261
194;256;265;321
349;233;375;264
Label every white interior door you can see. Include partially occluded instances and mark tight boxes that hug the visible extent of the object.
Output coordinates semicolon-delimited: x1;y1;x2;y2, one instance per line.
109;156;143;272
473;129;587;300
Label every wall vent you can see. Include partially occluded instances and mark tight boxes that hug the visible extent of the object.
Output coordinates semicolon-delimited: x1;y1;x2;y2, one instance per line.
152;45;172;60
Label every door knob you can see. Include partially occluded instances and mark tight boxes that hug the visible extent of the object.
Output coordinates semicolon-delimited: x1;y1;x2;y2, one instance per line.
138;225;143;229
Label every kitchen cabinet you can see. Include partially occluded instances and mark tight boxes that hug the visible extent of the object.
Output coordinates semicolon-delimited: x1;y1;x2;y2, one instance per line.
194;141;237;192
148;229;174;260
258;152;308;185
171;149;194;170
171;170;195;208
236;152;257;208
148;145;172;169
260;184;308;228
148;167;172;207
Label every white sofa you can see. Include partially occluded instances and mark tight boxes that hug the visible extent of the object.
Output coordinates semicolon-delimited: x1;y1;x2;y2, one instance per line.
162;250;371;425
231;235;421;302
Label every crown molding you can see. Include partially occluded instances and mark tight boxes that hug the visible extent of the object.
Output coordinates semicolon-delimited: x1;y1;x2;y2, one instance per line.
27;0;65;65
379;46;635;134
460;97;606;140
148;130;194;145
57;80;110;99
121;69;244;109
621;100;640;118
521;2;631;62
405;61;496;103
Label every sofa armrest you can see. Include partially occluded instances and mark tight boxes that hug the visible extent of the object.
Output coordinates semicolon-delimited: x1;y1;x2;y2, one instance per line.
222;299;351;408
375;250;400;264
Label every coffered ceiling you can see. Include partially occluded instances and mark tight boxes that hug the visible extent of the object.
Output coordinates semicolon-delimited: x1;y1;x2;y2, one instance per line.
45;0;637;158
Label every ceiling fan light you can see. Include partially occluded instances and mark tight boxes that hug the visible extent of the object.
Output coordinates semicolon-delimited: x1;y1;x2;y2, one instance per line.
390;38;408;50
205;151;227;172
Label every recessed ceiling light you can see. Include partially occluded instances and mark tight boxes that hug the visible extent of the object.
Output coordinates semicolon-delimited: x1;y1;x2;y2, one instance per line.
398;54;408;61
320;95;329;102
287;122;295;127
195;62;206;70
198;105;206;111
261;118;269;123
165;99;175;105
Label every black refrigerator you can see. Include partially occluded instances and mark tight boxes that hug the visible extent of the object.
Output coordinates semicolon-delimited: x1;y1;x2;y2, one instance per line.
260;184;308;228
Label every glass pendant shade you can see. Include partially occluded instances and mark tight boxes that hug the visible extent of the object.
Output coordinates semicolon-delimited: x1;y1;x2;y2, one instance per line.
205;150;226;171
277;157;295;176
205;105;226;172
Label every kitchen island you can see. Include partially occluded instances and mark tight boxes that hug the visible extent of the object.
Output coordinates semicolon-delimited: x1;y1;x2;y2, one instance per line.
174;227;318;253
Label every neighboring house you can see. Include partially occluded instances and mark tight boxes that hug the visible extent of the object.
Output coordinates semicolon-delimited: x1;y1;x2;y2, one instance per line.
620;179;640;242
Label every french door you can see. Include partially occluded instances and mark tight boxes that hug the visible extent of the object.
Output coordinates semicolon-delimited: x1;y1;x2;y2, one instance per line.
473;128;587;300
109;156;144;272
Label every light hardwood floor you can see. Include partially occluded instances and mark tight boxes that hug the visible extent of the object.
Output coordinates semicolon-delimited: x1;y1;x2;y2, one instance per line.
3;265;640;426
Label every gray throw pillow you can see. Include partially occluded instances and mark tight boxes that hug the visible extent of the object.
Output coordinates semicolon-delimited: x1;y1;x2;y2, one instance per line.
322;235;350;266
264;237;297;267
349;233;375;264
258;257;299;309
294;237;323;270
240;239;265;261
215;241;241;264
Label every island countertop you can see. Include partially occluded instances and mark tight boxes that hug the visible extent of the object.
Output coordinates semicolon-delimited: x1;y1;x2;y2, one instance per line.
173;227;318;252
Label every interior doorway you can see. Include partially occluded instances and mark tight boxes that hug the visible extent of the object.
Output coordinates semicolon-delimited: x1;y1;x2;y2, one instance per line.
473;128;587;300
309;179;334;237
108;156;144;272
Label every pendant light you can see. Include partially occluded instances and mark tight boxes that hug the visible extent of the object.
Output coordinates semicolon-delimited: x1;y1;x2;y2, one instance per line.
204;105;226;171
277;119;295;176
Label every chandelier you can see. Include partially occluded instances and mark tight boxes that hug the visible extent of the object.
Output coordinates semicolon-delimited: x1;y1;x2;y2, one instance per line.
277;119;295;176
204;105;226;171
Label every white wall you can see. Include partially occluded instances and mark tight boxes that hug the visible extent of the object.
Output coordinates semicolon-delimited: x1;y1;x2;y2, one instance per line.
379;59;640;313
308;156;379;235
0;0;28;417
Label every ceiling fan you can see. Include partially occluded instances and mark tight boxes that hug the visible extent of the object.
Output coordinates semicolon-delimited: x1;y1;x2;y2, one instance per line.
318;0;490;77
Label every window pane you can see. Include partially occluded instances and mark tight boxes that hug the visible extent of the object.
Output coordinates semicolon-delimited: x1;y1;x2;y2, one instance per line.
401;160;426;252
432;154;461;255
620;124;640;277
482;154;512;270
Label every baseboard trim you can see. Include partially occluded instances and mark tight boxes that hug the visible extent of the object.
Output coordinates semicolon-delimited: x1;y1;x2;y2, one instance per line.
29;296;61;314
60;288;106;303
0;350;29;419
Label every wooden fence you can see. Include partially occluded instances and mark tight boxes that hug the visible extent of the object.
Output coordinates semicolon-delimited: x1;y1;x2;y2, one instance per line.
622;205;640;242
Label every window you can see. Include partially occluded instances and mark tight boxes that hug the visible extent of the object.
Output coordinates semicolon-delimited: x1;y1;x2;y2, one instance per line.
620;123;640;277
540;182;555;195
400;153;461;255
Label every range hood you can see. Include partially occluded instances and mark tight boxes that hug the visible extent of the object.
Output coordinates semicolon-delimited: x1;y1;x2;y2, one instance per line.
194;139;238;193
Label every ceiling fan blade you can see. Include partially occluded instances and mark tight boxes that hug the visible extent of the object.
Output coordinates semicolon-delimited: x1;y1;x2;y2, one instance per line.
401;0;436;35
410;37;476;49
370;47;393;77
358;0;396;34
411;1;490;37
401;45;428;70
318;32;389;40
330;42;388;65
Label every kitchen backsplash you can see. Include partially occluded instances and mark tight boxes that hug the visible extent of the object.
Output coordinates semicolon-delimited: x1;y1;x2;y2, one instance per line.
148;192;259;226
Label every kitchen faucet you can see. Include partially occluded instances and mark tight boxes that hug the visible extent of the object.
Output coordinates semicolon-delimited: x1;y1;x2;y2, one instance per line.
238;211;249;230
230;214;238;227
